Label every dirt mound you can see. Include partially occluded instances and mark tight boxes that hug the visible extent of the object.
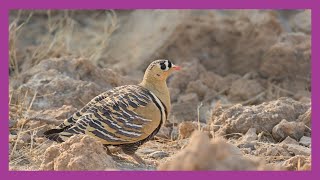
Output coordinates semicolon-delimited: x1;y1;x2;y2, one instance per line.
40;135;116;170
157;11;283;76
260;32;311;79
10;57;134;110
158;131;274;170
211;97;310;136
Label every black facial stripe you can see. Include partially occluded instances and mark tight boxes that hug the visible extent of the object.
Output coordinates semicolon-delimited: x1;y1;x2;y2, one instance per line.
168;61;172;68
160;62;166;70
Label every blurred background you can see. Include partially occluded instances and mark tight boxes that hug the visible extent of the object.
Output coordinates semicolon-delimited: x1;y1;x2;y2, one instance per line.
9;10;311;171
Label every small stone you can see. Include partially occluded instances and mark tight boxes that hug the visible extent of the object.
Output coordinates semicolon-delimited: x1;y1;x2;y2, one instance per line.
280;136;299;145
9;119;17;128
156;126;171;139
299;136;311;147
272;119;305;141
149;151;169;159
20;133;31;143
242;128;258;142
282;144;310;156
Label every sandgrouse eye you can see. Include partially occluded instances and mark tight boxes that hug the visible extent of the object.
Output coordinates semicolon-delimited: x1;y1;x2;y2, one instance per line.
160;62;166;70
43;59;180;165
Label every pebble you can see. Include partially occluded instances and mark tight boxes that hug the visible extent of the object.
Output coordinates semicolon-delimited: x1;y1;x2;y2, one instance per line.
20;133;31;143
9;119;17;128
280;136;299;145
282;144;311;156
299;136;311;147
242;128;258;142
272;119;305;141
157;126;171;139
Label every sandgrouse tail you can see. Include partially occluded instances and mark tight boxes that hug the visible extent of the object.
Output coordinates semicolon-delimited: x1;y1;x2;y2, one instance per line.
44;59;181;164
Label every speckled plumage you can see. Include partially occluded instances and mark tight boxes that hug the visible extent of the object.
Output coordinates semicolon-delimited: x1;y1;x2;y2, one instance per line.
44;59;180;162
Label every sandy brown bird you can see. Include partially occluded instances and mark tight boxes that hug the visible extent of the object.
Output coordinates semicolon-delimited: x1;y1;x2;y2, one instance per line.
44;59;180;164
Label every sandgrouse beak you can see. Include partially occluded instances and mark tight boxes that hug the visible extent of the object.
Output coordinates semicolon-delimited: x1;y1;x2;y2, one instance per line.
172;64;181;71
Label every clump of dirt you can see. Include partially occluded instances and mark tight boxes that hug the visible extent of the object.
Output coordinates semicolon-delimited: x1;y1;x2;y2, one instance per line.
178;122;198;139
10;57;135;110
40;135;116;170
158;131;274;170
281;136;299;145
211;97;310;136
208;97;312;169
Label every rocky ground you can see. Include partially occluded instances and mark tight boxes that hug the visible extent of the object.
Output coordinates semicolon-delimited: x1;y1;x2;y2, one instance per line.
9;10;311;171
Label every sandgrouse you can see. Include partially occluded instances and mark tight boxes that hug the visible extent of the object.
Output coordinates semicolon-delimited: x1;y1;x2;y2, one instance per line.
44;59;181;164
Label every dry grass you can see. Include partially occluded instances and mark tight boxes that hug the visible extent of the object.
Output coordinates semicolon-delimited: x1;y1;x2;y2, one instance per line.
9;89;52;169
9;10;118;78
9;11;33;77
8;10;120;170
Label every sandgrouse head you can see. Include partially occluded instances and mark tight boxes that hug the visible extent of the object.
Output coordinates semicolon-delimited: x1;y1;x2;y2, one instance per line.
143;59;181;82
